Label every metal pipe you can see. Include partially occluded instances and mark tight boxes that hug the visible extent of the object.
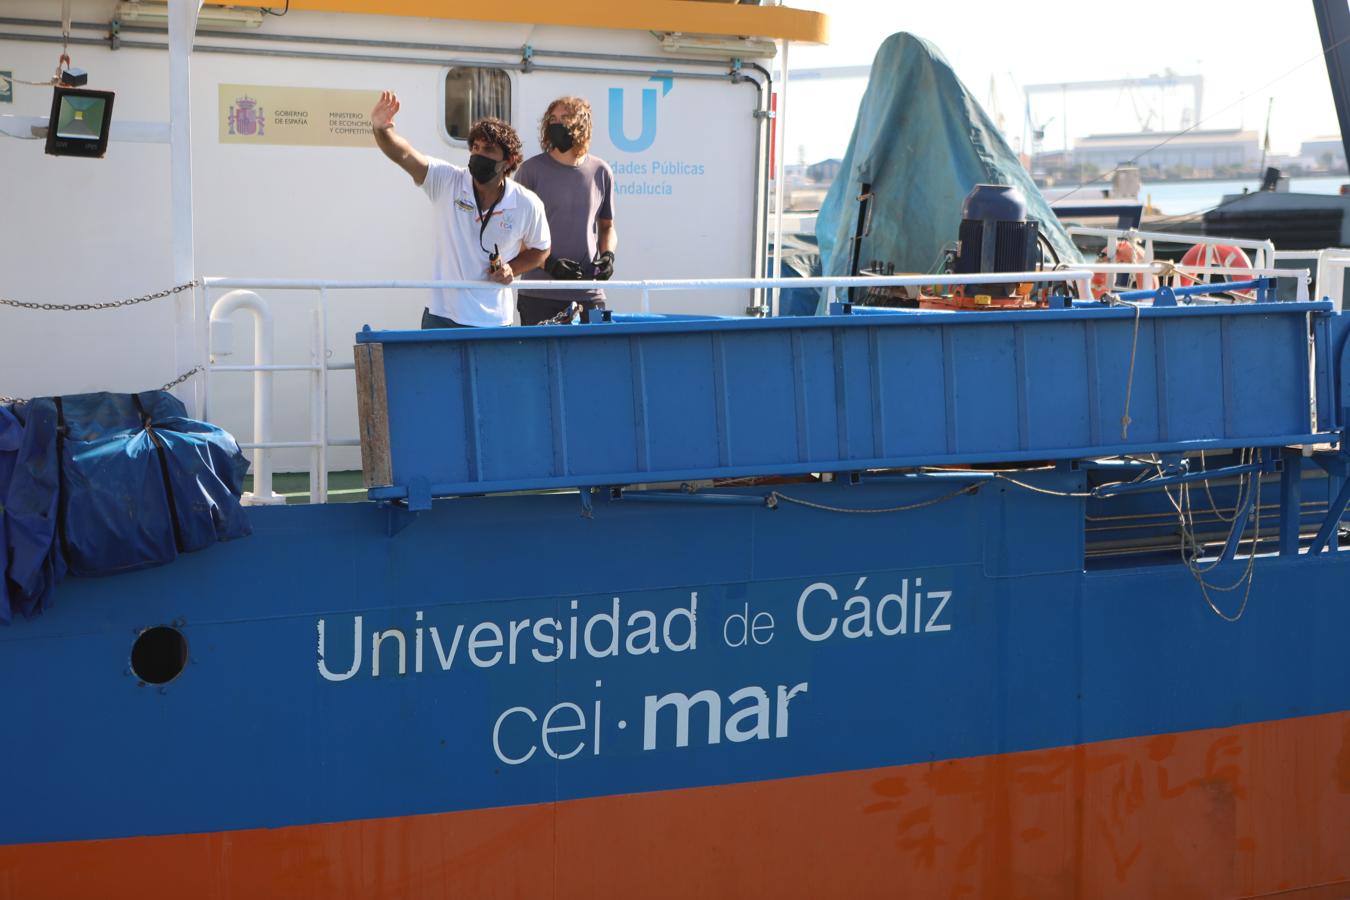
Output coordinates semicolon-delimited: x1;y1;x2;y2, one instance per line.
747;62;770;310
1093;461;1265;497
210;363;321;372
0;31;758;85
1067;225;1276;259
1117;279;1273;302
238;440;322;449
0;16;755;69
203;271;1098;291
209;290;286;506
770;39;788;317
168;0;198;417
748;62;774;309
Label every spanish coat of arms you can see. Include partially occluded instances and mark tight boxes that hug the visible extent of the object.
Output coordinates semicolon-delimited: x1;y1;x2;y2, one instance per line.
227;96;265;136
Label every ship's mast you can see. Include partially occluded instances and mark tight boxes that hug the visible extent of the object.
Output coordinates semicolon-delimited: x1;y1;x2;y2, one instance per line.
1312;0;1350;180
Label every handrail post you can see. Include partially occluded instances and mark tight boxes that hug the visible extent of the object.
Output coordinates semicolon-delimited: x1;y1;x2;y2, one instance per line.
209;289;286;506
309;308;324;505
316;287;330;503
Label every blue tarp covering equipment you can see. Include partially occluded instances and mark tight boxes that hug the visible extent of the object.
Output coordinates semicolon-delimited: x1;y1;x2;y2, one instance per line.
0;391;250;623
816;33;1081;310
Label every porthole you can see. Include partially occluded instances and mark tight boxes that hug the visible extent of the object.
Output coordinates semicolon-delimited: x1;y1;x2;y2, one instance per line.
131;625;188;685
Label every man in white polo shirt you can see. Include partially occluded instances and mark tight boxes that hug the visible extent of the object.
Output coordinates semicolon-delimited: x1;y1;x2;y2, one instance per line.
371;90;550;327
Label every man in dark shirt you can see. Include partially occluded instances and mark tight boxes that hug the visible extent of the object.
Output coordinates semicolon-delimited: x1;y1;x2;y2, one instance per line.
514;96;618;325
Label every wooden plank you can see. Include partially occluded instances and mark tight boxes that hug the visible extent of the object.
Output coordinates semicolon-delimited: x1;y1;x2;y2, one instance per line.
353;342;392;488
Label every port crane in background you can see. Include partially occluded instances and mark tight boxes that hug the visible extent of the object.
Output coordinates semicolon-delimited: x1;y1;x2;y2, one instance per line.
1022;72;1205;155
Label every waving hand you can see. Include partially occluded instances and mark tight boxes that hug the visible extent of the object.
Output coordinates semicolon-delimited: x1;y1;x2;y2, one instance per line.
370;90;429;185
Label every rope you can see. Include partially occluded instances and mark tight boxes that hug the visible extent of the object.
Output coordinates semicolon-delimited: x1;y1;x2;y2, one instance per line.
1119;300;1143;440
4;74;59;87
993;474;1093;498
1159;449;1262;622
1152;260;1180;284
765;482;980;513
1198;449;1237;523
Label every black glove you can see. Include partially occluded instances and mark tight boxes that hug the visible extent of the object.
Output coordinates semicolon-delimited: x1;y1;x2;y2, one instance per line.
544;256;585;280
592;250;615;281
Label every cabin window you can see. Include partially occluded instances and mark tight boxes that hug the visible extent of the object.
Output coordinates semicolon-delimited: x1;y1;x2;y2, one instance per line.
443;67;511;143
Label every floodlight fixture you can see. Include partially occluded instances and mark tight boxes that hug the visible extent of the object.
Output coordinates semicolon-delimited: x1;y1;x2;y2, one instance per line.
114;2;265;29
44;86;116;158
659;32;778;60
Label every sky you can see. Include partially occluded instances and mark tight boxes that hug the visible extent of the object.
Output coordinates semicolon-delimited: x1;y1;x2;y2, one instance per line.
783;0;1342;165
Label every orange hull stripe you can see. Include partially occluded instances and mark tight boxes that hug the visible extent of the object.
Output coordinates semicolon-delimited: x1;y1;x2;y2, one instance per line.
4;711;1350;899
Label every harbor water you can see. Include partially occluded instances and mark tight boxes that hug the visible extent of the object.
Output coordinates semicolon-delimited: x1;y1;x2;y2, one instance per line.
1145;174;1346;216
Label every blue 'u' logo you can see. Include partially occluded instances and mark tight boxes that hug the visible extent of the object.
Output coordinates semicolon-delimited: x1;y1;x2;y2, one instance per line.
608;76;671;153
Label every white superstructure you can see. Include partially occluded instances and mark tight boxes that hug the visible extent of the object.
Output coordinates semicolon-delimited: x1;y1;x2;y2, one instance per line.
2;0;822;470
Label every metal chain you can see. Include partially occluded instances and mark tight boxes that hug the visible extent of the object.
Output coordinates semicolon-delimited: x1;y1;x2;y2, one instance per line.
159;365;205;392
2;280;203;404
0;279;199;313
539;301;583;325
1;365;203;407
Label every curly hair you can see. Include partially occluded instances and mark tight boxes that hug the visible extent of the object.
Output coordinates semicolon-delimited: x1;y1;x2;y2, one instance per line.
468;117;524;176
539;96;592;156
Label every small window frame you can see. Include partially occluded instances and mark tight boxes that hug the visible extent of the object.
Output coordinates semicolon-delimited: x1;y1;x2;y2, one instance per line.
438;64;518;149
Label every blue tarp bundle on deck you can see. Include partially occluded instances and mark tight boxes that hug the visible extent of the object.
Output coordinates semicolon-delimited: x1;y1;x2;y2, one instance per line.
0;391;250;623
816;33;1081;311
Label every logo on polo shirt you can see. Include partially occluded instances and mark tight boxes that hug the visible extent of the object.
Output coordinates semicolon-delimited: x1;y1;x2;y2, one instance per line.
455;198;475;213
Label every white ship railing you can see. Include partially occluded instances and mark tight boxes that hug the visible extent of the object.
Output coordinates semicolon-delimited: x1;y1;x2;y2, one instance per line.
200;263;1311;505
1066;226;1277;293
1272;248;1350;311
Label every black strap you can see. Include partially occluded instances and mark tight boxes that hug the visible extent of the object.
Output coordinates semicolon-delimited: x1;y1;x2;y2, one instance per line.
134;393;186;554
53;396;74;566
477;190;503;257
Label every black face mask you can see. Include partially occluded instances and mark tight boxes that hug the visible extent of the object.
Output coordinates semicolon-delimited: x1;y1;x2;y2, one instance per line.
546;122;574;153
468;153;500;185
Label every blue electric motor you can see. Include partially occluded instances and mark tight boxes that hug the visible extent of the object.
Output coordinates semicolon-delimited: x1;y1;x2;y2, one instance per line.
953;184;1039;293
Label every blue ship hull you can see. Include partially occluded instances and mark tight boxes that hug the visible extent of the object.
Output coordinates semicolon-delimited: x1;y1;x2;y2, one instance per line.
3;470;1350;898
5;297;1350;897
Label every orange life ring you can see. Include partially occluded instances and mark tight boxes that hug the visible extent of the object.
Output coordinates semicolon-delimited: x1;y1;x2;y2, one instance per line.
1178;243;1252;287
1091;239;1145;299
